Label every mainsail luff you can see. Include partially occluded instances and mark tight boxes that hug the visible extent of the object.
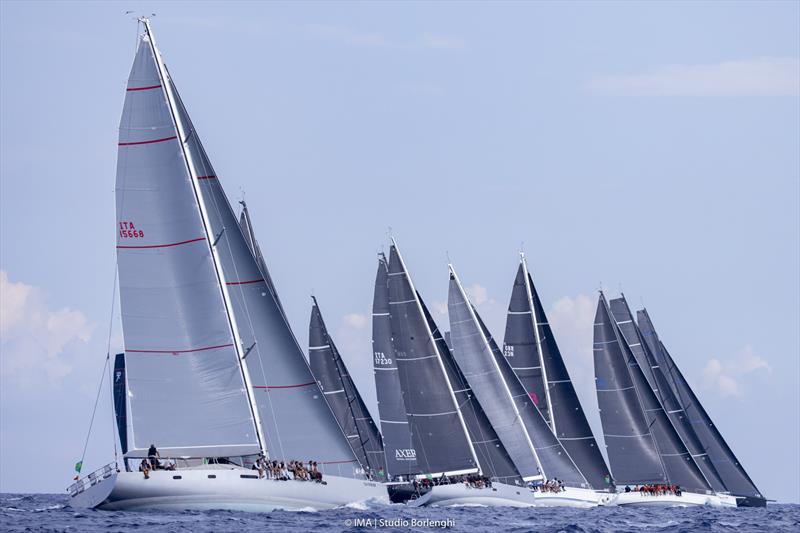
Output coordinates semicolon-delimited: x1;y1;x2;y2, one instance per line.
387;242;480;476
372;256;420;478
510;257;613;489
594;293;667;484
309;297;386;475
610;296;727;493
115;24;262;457
637;309;765;502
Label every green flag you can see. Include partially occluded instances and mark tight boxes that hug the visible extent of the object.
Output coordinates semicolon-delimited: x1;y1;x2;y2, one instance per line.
75;461;82;473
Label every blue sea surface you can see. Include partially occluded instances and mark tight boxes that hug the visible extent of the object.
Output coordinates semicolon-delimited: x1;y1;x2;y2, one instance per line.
1;493;798;532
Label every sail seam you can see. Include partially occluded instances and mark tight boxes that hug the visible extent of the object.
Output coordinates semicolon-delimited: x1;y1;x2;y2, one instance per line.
118;135;178;146
252;381;316;390
116;236;206;249
126;84;162;91
127;343;233;354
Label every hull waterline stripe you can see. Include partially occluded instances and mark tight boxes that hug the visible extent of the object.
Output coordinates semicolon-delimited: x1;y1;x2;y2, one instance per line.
226;278;265;286
117;237;206;249
126;84;162;91
118;135;178;146
321;459;358;465
253;381;316;390
127;343;233;354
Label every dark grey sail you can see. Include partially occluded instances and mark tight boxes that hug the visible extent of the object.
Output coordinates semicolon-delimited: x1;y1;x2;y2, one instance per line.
610;296;726;493
372;256;419;479
112;353;128;455
419;290;521;485
505;257;613;489
504;265;551;424
637;309;766;506
386;242;478;476
594;293;667;485
238;201;286;319
449;267;588;487
309;298;387;477
601;294;711;493
166;74;361;473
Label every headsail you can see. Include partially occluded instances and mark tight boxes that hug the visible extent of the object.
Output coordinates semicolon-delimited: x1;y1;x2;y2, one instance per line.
115;30;261;458
309;297;387;476
238;201;286;319
504;257;612;489
387;242;479;476
637;309;765;503
372;256;420;478
449;266;586;486
112;353;128;456
610;296;727;492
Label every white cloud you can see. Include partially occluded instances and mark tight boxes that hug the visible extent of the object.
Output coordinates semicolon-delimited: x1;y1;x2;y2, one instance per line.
305;24;386;47
465;283;489;306
589;57;800;96
702;345;771;398
419;32;466;50
342;312;368;330
305;24;465;51
0;271;95;386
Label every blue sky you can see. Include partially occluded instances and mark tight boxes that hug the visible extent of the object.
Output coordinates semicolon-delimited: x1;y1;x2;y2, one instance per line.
1;1;798;502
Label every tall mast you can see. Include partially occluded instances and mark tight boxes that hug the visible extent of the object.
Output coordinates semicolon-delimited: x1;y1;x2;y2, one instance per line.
520;253;556;434
391;238;482;475
140;18;267;457
449;265;546;478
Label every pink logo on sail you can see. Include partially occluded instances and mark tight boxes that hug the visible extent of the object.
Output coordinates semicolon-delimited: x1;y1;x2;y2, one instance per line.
529;392;539;405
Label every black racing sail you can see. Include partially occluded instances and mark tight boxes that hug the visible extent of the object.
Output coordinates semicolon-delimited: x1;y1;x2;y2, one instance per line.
372;256;420;479
503;256;613;489
309;297;387;477
450;266;588;487
595;293;711;493
387;241;520;482
610;296;727;493
112;353;128;455
637;308;766;506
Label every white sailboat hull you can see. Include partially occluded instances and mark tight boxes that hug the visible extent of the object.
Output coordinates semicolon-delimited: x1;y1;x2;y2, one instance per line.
613;490;738;508
70;469;388;512
421;483;608;508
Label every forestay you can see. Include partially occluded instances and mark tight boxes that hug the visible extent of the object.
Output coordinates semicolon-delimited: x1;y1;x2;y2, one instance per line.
372;257;420;478
637;309;764;501
309;298;387;476
115;34;260;458
610;297;726;493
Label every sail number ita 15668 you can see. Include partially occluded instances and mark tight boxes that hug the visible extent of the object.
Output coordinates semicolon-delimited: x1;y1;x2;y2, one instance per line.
119;221;144;239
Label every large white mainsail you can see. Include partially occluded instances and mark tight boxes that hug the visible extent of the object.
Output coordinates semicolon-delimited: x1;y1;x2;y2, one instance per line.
115;30;260;459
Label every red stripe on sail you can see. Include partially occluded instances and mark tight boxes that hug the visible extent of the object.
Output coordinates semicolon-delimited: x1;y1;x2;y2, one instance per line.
118;135;178;146
226;279;265;286
126;84;162;92
196;175;217;180
253;381;317;390
117;237;206;249
127;343;233;354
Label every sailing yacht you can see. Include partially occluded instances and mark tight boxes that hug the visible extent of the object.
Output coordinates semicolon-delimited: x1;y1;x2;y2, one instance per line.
308;297;387;479
594;293;736;507
67;19;387;511
503;254;614;491
447;265;612;507
636;309;766;507
376;241;541;507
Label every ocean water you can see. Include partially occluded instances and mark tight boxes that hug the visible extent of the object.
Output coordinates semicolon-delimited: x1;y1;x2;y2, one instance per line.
1;494;798;533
